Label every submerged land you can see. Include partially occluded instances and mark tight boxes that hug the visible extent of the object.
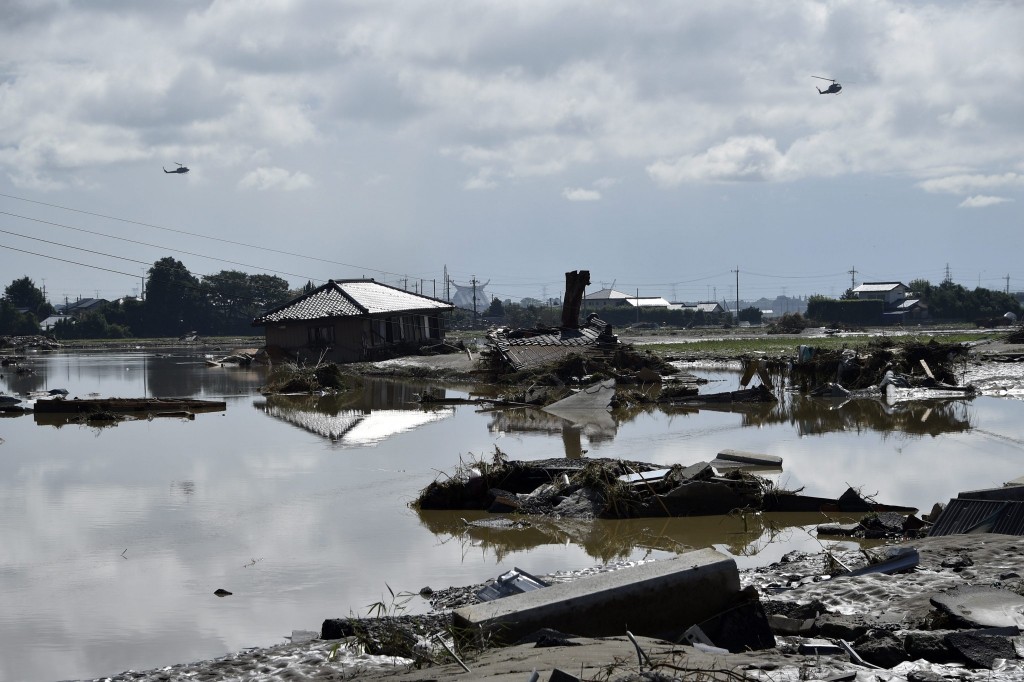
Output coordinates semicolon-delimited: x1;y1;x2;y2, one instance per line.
9;324;1024;681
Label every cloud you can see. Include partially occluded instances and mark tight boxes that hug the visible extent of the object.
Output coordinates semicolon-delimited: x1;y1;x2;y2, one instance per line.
562;187;600;201
918;172;1024;195
959;195;1012;208
647;136;787;185
463;168;497;190
237;166;313;191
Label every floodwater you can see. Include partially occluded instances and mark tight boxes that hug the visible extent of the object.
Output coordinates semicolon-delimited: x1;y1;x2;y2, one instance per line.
2;349;1024;681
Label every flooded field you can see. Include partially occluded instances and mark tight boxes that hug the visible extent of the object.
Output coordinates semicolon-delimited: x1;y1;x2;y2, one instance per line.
2;348;1024;681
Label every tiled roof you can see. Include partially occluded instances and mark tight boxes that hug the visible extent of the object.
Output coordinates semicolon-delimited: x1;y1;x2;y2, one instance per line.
335;280;451;314
487;317;616;370
254;280;452;324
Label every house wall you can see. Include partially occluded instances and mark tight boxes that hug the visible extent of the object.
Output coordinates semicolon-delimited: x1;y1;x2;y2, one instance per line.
262;311;447;363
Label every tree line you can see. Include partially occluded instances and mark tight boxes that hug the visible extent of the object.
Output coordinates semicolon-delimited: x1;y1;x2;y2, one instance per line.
807;279;1022;326
1;257;295;339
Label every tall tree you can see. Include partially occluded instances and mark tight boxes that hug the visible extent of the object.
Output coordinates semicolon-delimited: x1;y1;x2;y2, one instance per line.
249;274;291;311
144;258;202;336
0;299;38;335
4;276;50;316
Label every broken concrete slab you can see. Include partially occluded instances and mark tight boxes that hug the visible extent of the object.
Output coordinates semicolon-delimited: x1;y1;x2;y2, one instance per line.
679;597;775;652
945;628;1022;669
714;449;783;468
930;586;1024;629
453;548;741;645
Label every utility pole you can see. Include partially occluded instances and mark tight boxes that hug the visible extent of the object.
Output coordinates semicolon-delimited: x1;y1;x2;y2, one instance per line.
1006;274;1011;294
471;275;478;324
733;267;739;322
848;266;858;290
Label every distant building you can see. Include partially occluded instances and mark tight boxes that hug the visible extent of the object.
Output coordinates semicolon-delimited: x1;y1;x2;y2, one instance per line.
40;315;72;331
852;282;908;306
668;302;725;315
852;282;928;323
252;279;453;363
583;289;670;310
55;298;108;317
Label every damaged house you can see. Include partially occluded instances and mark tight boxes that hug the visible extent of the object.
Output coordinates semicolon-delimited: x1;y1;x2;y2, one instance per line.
252;279;453;363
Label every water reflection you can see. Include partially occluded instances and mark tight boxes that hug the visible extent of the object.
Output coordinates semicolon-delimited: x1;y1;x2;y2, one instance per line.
2;349;267;398
416;509;855;565
487;392;974;451
488;407;616;458
0;353;1015;682
254;381;456;446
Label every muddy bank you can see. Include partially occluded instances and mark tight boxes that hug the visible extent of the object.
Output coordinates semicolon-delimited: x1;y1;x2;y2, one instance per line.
88;534;1024;681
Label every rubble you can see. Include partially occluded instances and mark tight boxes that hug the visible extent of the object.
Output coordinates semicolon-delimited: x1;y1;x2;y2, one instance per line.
413;455;916;519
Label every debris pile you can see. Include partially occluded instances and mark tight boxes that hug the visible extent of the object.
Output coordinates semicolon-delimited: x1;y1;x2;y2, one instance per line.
413;453;915;520
260;362;351;394
792;338;973;393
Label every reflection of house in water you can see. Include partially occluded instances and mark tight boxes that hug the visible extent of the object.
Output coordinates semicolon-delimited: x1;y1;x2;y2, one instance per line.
255;393;454;446
488;407;617;458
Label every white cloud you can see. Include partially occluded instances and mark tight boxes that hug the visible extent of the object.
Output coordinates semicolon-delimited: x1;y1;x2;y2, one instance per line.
647;136;787;185
3;1;1024;300
562;187;600;201
462;166;497;190
918;173;1024;195
237;166;313;191
959;195;1012;208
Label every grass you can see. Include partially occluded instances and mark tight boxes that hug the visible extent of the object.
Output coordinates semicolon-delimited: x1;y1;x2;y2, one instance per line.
52;335;265;349
636;330;1001;358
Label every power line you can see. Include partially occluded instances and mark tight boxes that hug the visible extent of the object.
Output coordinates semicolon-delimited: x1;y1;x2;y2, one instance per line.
0;191;412;279
0;242;142;279
0;210;322;283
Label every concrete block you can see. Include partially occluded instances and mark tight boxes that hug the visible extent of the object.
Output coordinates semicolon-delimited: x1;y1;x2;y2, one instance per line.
453;548;740;645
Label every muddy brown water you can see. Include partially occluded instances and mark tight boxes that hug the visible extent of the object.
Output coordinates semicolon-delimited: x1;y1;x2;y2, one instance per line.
2;348;1023;681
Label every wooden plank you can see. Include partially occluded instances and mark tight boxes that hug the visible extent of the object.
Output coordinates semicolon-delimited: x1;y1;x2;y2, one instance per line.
33;397;226;414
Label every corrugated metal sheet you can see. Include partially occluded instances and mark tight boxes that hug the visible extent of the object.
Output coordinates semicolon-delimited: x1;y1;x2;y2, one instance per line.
928;498;1024;537
254;279;452;324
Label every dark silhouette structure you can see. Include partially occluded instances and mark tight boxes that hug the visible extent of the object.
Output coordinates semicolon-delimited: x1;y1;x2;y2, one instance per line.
813;76;842;95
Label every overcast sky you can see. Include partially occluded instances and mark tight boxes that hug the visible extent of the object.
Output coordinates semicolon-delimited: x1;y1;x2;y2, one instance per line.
1;0;1022;306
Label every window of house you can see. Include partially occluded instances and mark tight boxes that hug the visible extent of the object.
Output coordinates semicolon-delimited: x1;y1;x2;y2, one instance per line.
308;325;335;347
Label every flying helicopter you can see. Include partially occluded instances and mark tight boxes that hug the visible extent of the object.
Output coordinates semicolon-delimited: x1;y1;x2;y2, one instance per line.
812;76;842;95
163;163;190;174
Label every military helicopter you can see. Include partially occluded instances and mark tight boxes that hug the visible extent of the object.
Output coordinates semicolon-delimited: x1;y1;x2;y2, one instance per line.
163;162;190;174
812;76;842;95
